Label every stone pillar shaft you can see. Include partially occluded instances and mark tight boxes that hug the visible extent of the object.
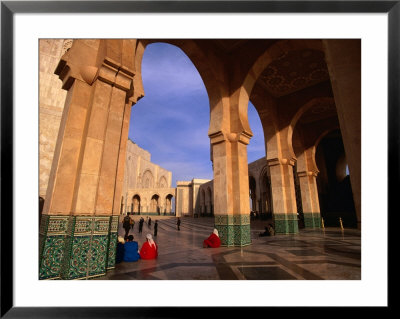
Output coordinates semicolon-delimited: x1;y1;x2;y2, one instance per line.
42;79;92;216
323;39;361;229
268;158;299;234
298;171;321;228
211;132;251;246
40;40;135;279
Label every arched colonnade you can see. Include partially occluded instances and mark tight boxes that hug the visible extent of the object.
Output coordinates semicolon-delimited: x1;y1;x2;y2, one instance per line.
39;39;360;280
127;190;175;215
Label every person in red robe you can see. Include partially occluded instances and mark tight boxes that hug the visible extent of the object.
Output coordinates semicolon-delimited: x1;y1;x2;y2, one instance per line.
203;228;221;248
139;233;158;259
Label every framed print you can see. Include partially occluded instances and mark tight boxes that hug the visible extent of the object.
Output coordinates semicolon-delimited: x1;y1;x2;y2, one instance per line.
1;0;396;317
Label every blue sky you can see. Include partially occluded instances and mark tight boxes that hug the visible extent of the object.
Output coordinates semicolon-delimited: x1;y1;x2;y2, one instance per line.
128;43;265;187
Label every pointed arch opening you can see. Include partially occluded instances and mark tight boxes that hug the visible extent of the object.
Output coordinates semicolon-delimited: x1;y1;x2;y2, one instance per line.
315;129;357;228
129;42;214;190
165;194;174;215
132;194;141;215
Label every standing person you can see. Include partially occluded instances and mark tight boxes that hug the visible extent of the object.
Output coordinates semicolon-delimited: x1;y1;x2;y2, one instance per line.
138;217;144;234
148;217;152;228
122;213;131;238
130;215;135;230
177;217;181;231
139;234;158;260
153;220;158;237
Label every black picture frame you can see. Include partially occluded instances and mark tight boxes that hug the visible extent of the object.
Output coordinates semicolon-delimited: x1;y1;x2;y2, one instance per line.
1;0;395;317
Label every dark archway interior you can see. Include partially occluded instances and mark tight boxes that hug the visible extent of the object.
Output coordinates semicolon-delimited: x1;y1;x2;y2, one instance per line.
260;169;273;220
249;176;257;215
132;195;141;214
293;163;305;229
151;194;160;214
316;130;357;227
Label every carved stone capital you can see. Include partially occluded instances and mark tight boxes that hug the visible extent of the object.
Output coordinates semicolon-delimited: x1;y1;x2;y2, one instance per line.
267;157;297;167
298;170;319;177
209;131;226;145
209;130;252;145
55;56;134;96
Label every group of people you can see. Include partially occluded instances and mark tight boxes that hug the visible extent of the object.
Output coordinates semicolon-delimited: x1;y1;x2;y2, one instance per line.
116;233;158;263
124;214;159;237
118;214;225;266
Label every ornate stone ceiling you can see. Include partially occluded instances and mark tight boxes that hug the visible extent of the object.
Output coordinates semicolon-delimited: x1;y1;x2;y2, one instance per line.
259;49;330;97
298;99;337;125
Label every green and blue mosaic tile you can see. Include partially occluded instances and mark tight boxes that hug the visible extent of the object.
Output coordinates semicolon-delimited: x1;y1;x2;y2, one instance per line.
303;212;321;229
273;213;299;234
39;215;114;280
214;214;251;247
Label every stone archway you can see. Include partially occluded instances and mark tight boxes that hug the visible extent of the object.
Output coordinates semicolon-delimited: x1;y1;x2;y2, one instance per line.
249;175;257;215
315;130;357;228
150;194;160;214
200;189;206;216
38;38;361;280
259;165;273;220
165;194;173;214
206;187;213;217
132;194;141;214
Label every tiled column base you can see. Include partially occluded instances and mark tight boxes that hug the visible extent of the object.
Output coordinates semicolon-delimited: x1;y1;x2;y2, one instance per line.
107;216;119;270
303;212;321;229
39;215;70;280
39;215;116;280
214;214;251;247
273;213;299;234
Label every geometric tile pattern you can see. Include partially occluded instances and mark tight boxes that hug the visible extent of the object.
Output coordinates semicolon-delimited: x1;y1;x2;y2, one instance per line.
39;214;50;263
303;212;321;229
214;214;251;247
107;232;118;270
39;215;70;280
64;216;110;279
39;215;114;280
88;235;109;277
273;213;299;234
107;216;119;270
39;235;67;280
66;235;92;279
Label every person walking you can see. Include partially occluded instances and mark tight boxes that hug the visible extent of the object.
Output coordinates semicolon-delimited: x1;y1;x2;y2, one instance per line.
177;217;181;231
122;213;131;238
130;215;135;230
148;217;152;228
154;220;158;237
138;217;144;234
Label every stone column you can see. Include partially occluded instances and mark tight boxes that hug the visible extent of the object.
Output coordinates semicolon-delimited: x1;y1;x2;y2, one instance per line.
39;40;135;280
268;158;299;234
211;131;252;246
323;39;361;229
298;171;321;228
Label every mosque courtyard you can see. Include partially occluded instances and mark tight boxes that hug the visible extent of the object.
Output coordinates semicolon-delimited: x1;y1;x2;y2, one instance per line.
96;216;361;280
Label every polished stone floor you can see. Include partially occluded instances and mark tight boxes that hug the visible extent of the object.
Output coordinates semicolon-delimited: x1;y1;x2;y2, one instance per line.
97;216;361;280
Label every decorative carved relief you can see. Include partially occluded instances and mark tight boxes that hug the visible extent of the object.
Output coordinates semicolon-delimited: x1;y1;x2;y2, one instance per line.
260;50;329;97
